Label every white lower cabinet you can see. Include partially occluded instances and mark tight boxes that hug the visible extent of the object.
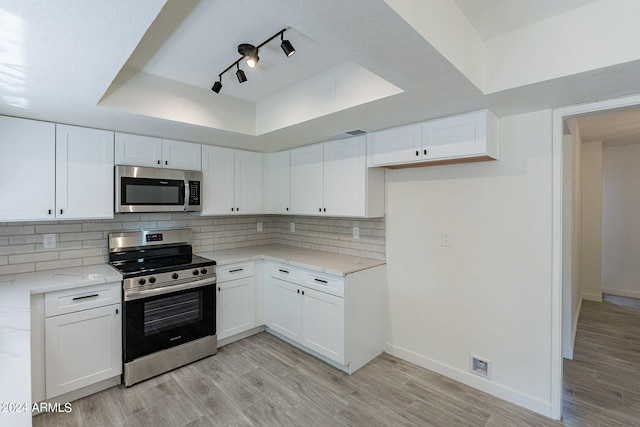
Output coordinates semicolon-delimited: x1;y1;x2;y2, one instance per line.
40;282;122;400
216;262;256;341
301;287;345;363
45;304;121;398
265;262;383;373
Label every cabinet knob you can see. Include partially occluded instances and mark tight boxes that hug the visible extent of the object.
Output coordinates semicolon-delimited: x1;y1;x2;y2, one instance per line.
319;208;322;212
116;308;119;315
323;208;326;212
236;207;239;212
415;150;419;157
165;160;168;165
302;290;305;295
231;207;234;212
297;289;300;294
424;149;427;155
59;209;63;215
286;207;289;211
157;160;161;165
48;209;52;215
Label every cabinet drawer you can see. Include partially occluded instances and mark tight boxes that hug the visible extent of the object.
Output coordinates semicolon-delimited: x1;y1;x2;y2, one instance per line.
217;261;254;282
45;282;121;317
269;263;300;283
302;271;344;298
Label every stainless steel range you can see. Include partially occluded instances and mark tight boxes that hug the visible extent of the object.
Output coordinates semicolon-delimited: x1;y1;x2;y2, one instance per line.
108;228;217;387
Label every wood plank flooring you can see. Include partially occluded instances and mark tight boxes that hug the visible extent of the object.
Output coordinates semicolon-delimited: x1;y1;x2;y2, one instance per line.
563;294;640;426
33;295;640;426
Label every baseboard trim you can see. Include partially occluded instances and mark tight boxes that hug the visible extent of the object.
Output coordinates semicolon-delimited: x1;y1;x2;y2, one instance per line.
384;343;552;418
601;287;640;299
582;292;602;302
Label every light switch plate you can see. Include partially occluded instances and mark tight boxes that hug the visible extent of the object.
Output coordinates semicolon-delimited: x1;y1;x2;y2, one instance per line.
257;222;263;233
290;222;295;233
441;231;452;247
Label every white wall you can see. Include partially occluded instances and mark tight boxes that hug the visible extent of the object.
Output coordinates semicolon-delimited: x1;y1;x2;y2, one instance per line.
561;119;583;360
601;143;640;298
580;141;603;301
385;110;553;415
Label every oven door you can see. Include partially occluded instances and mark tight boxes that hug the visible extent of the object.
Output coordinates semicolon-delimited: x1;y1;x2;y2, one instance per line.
123;282;216;362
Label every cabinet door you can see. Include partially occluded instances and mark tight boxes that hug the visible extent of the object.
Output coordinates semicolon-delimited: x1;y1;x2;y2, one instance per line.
302;288;345;364
201;145;235;215
234;150;263;214
217;277;256;340
263;150;290;214
422;110;487;160
323;136;366;217
0;116;55;220
267;278;302;342
291;144;323;215
162;139;202;171
370;123;423;166
45;304;122;398
114;133;162;167
56;125;114;219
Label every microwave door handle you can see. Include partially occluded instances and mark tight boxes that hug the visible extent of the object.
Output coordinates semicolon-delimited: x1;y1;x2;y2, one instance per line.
183;177;190;211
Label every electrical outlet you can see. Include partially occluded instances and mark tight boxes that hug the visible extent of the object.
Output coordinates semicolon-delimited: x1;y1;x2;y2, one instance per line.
441;231;452;247
257;222;263;233
290;222;295;233
43;234;56;249
353;227;360;239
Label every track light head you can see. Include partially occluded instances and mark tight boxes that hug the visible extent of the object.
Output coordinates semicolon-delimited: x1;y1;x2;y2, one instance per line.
238;43;259;68
280;32;296;57
236;63;247;83
211;78;222;93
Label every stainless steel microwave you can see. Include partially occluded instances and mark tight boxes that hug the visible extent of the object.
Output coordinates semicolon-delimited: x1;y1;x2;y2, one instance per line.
115;165;202;213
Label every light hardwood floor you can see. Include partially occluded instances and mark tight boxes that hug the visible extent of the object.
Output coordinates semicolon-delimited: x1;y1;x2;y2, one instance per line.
563;294;640;426
33;295;640;426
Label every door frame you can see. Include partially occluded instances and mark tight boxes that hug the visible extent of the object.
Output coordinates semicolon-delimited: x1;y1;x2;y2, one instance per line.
551;93;640;419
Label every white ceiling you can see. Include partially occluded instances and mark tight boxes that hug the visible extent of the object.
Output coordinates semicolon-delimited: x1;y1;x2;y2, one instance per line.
1;0;640;153
454;0;602;40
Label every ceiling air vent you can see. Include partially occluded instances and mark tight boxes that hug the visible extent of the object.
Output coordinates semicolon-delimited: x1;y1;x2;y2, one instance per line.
327;129;368;140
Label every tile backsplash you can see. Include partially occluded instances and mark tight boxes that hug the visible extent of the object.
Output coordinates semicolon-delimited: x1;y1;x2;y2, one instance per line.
0;213;385;275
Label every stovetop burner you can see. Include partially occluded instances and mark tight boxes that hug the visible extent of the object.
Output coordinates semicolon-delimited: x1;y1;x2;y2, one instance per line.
108;229;216;288
111;254;215;278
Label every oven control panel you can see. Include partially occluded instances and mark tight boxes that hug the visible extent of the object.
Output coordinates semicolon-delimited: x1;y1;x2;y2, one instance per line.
123;265;216;294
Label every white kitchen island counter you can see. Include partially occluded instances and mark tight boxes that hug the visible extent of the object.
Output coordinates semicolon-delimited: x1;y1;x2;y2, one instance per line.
198;244;385;276
0;265;122;427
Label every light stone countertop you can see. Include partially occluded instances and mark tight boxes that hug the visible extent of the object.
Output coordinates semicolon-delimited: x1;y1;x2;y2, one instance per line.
0;264;122;427
197;244;385;276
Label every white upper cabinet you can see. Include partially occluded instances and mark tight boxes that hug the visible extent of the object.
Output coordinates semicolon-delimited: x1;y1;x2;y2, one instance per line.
0;116;56;221
263;150;291;214
234;150;263;215
201;146;262;215
290;136;384;218
162;139;202;171
0;117;114;221
114;133;162;167
422;110;496;160
115;133;201;171
370;123;423;166
291;144;324;215
323;138;367;217
56;125;114;220
369;110;499;167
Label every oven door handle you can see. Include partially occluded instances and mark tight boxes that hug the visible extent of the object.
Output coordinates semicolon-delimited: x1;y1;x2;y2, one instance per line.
124;276;217;301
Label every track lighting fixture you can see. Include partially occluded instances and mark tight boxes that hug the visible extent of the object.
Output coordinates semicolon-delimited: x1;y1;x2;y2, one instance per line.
235;63;247;83
280;32;296;57
211;28;296;94
238;43;259;68
211;77;222;93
